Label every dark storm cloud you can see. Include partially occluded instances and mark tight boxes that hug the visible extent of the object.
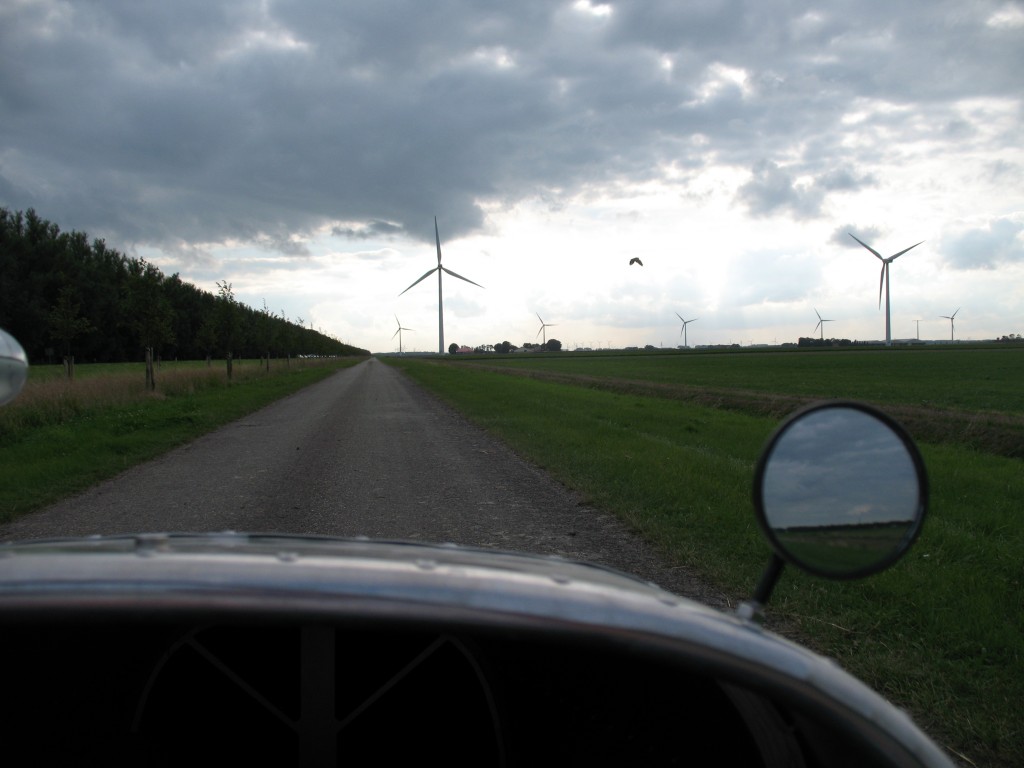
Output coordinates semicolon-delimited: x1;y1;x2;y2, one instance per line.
1;0;1020;253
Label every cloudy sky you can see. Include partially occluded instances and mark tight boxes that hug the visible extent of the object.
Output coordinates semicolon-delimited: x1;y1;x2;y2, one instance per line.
2;1;1022;352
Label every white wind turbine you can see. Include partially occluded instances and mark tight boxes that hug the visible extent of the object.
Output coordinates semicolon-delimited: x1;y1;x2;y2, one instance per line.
675;313;697;348
392;315;413;354
849;233;924;346
535;313;557;345
940;308;960;342
400;217;483;354
813;308;834;340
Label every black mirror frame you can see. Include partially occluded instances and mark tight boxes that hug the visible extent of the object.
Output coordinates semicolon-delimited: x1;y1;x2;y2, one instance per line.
752;400;929;581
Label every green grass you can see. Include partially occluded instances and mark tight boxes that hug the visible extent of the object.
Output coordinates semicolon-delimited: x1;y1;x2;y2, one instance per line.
463;345;1024;413
385;353;1023;768
0;358;364;518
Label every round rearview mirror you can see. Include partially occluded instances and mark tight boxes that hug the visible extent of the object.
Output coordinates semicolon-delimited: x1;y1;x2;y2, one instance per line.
753;401;928;580
0;327;29;406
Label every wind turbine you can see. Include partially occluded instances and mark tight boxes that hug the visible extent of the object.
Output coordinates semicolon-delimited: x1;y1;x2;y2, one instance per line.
940;308;960;342
535;313;557;345
392;315;413;354
849;233;923;346
813;308;834;340
675;313;698;348
400;217;483;354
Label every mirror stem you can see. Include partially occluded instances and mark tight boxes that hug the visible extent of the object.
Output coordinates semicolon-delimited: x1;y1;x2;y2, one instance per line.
737;554;785;623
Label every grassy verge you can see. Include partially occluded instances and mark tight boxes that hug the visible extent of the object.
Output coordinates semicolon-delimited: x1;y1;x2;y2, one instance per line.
386;356;1023;768
0;358;365;519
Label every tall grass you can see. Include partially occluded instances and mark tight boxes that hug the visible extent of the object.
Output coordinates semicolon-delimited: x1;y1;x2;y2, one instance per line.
387;356;1023;768
1;359;329;438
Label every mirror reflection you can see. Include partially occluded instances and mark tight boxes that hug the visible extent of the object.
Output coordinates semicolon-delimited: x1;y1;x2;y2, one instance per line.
760;405;924;577
0;328;29;407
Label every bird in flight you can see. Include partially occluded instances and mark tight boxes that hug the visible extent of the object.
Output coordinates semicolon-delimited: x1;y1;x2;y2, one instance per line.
629;257;643;266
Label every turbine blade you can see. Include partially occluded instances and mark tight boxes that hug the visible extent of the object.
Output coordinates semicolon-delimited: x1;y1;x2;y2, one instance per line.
675;312;685;322
392;328;400;339
814;321;821;332
434;217;443;265
952;307;960;318
815;308;822;321
889;241;924;261
878;264;886;309
440;266;484;288
399;266;439;295
849;233;883;261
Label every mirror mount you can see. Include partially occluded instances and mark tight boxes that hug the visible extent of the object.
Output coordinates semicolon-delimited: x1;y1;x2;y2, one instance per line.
736;553;785;624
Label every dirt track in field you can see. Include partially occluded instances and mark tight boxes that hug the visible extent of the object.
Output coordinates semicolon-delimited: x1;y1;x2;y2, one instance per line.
466;363;1024;459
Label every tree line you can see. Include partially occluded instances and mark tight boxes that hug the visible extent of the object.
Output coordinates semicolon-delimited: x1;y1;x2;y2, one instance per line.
0;208;367;374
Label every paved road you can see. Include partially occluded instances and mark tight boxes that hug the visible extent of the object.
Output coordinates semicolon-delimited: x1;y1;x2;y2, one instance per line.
0;358;726;605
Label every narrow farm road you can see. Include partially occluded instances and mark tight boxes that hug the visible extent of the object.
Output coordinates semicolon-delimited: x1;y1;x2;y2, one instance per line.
0;358;727;606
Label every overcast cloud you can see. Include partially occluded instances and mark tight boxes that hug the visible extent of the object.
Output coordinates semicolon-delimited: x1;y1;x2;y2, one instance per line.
2;0;1022;351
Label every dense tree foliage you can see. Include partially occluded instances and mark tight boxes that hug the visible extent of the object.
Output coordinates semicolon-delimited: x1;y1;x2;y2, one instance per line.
0;208;367;364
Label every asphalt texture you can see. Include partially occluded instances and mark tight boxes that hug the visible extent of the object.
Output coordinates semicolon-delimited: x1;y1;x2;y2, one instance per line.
0;358;728;606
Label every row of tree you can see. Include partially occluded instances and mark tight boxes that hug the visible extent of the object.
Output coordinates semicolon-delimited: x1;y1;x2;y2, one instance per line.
447;339;563;354
0;208;367;374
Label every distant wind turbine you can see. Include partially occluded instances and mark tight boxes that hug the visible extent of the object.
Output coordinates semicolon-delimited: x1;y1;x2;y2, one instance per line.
849;233;924;346
392;315;413;354
400;217;483;354
535;313;557;344
813;308;834;340
940;308;960;342
675;313;698;348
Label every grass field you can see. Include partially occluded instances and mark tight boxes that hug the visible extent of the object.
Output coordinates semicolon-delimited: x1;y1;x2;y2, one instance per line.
459;344;1024;411
385;346;1024;768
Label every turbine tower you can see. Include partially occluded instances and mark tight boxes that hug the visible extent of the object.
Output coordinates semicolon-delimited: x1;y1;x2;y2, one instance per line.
535;313;557;345
392;315;413;354
400;217;483;354
813;308;834;341
849;233;923;346
675;313;698;348
940;308;960;342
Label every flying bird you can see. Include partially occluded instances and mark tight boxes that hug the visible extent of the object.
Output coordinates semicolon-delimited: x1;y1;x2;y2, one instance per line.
629;257;643;266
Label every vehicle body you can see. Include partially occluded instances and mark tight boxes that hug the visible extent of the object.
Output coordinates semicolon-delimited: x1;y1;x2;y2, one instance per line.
0;530;948;767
